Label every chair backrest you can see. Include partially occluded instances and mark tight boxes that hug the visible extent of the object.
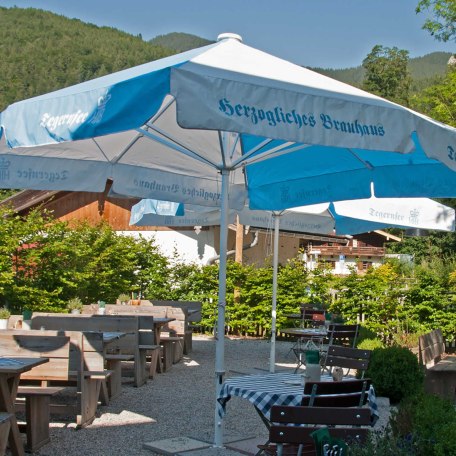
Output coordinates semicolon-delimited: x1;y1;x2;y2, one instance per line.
301;308;326;327
302;378;372;407
324;346;371;378
269;405;370;450
326;323;359;347
419;329;445;367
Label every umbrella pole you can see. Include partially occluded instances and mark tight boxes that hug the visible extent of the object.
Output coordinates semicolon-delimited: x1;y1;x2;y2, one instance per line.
269;214;280;373
213;169;229;448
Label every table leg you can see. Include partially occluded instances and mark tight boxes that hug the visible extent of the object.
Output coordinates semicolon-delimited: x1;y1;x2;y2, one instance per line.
254;406;271;456
0;375;25;456
154;326;163;373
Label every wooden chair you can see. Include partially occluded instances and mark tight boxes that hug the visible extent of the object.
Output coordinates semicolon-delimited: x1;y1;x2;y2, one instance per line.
319;324;360;367
325;324;360;348
322;346;371;378
300;308;325;328
260;404;371;456
302;378;372;407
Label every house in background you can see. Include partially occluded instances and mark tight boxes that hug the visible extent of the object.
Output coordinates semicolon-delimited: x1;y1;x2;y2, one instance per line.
302;230;402;275
1;185;401;272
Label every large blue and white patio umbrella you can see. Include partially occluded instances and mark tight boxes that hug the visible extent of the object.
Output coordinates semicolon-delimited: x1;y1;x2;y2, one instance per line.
130;196;455;375
2;33;456;446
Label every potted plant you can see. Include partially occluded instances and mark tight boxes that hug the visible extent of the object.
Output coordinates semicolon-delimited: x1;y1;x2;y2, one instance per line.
117;293;130;305
0;307;11;329
67;297;83;314
97;300;106;315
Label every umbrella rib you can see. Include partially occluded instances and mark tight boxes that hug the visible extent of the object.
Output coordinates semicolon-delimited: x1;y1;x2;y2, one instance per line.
137;126;220;169
231;138;274;168
241;142;312;166
225;132;240;161
105;132;144;164
347;148;374;170
218;131;228;169
91;138;113;162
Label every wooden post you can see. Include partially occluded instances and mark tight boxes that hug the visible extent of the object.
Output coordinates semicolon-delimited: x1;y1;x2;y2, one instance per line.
235;215;243;264
234;216;243;304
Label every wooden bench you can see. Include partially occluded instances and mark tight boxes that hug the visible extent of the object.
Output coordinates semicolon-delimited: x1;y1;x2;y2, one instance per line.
0;332;70;451
419;329;456;401
16;387;63;452
0;413;13;456
2;330;108;429
150;300;202;352
31;313;158;387
104;305;184;370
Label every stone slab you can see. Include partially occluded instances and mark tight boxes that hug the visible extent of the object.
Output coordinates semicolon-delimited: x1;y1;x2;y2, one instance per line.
143;436;211;455
176;448;246;455
225;436;266;455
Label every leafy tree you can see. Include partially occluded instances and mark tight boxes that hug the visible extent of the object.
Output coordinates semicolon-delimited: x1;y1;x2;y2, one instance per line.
332;263;407;340
0;206;171;312
0;189;19;201
416;0;456;42
362;45;412;105
411;66;456;126
403;263;455;339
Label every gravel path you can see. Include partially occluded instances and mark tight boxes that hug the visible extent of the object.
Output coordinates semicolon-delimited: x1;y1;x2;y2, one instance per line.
30;336;390;456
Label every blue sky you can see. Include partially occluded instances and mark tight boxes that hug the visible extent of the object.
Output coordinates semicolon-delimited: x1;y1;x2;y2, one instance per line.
1;0;454;68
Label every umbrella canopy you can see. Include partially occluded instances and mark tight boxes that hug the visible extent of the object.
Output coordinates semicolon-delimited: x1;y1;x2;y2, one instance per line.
2;34;456;207
2;33;456;446
240;196;456;235
130;196;455;234
130;196;455;374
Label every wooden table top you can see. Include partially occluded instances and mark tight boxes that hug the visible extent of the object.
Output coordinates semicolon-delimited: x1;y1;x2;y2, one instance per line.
0;357;49;374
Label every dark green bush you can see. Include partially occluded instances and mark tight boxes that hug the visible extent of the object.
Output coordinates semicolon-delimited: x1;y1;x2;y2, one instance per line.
357;338;384;350
348;428;414;455
390;392;456;456
365;346;424;403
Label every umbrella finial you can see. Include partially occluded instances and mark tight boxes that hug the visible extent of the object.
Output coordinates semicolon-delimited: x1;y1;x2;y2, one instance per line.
217;33;242;42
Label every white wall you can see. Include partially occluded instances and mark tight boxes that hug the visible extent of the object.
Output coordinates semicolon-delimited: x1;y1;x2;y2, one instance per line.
119;229;217;265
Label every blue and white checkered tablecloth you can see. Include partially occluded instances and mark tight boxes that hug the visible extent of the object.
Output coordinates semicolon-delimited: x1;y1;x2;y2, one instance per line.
218;373;308;419
217;372;379;424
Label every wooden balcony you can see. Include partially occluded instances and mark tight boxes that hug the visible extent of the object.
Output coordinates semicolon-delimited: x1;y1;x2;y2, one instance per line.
307;245;385;257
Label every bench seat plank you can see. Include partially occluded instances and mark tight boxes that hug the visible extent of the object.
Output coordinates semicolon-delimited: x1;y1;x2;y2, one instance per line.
419;329;456;400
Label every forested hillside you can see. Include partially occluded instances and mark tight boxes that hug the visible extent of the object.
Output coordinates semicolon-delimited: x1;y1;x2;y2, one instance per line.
149;32;213;52
313;51;452;89
0;7;173;110
0;6;451;112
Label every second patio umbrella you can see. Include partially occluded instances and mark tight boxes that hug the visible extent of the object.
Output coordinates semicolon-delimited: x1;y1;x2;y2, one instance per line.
130;196;455;373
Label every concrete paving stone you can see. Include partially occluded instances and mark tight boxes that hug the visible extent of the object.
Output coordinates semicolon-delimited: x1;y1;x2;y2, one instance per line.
143;436;211;455
176;448;247;456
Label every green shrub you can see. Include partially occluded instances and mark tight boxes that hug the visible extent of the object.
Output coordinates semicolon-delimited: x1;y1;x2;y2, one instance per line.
357;338;384;350
390;392;456;456
0;306;11;319
348;428;414;455
365;346;424;403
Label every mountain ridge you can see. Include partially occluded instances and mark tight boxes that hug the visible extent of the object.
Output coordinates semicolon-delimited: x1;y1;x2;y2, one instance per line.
0;6;452;112
150;33;452;88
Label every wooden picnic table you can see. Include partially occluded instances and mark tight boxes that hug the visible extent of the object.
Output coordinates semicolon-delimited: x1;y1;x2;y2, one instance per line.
0;357;49;456
152;318;175;345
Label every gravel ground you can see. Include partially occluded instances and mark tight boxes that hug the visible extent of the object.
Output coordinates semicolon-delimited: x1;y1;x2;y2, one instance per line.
28;335;391;456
